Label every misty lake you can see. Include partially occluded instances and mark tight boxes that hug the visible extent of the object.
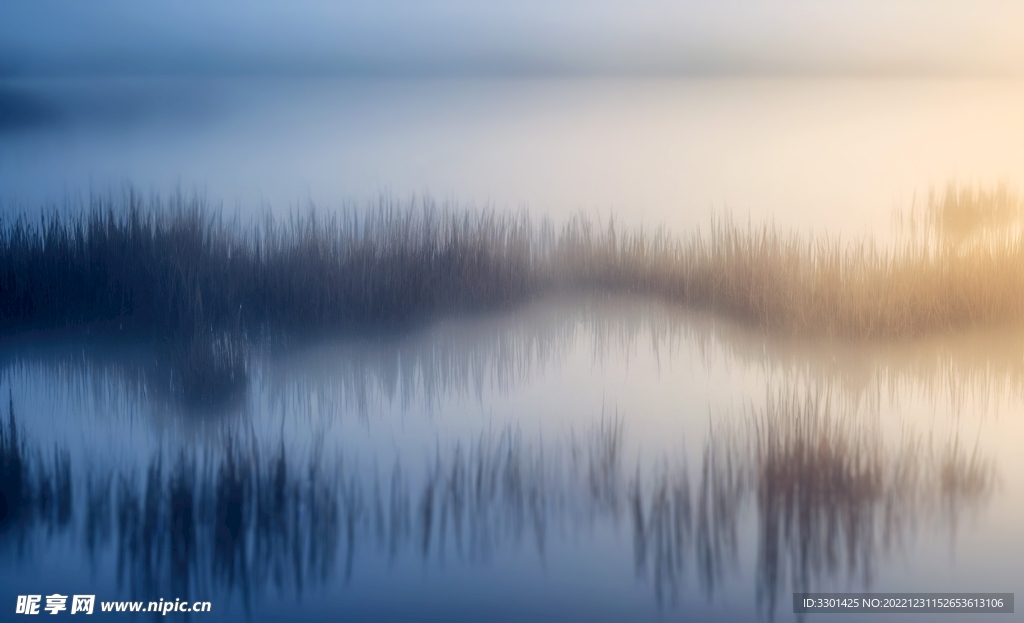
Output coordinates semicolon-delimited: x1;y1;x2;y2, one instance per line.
2;77;1023;621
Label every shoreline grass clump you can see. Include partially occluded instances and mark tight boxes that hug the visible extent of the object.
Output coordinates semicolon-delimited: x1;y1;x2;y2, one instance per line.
4;185;1024;400
0;192;535;401
0;192;534;337
564;184;1024;339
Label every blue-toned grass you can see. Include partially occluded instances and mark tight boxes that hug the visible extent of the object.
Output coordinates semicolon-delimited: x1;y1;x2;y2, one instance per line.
3;186;1023;401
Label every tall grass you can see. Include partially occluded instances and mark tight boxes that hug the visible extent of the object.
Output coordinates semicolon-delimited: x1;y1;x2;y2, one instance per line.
556;184;1024;338
4;186;1024;398
0;192;533;334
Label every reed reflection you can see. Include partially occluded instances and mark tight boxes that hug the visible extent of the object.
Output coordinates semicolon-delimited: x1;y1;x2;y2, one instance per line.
0;396;73;556
745;391;995;620
8;293;1024;426
0;393;995;619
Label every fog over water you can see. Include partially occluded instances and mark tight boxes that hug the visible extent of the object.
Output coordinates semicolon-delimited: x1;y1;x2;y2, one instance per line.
2;2;1023;621
5;2;1024;235
5;1;1024;77
5;77;1024;242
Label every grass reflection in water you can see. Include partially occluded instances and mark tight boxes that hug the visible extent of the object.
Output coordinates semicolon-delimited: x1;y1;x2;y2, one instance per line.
0;392;994;618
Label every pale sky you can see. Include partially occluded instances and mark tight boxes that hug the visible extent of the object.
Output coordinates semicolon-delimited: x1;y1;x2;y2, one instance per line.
3;0;1024;77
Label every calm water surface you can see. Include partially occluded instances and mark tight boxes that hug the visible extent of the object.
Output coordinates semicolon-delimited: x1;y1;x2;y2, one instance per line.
0;296;1020;621
1;78;1022;621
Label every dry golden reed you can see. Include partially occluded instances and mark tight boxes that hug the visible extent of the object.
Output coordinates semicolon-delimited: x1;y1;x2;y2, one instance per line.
555;184;1024;338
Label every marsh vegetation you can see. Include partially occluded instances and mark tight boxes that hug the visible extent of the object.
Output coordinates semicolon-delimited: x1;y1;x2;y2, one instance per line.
4;188;1022;336
3;186;1023;401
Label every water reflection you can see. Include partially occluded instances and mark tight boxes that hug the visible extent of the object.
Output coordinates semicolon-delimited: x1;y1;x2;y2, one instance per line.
7;295;1024;421
0;398;74;554
748;391;994;619
112;443;342;616
0;392;995;619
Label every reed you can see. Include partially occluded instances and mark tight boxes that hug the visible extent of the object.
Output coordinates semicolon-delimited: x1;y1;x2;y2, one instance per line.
4;186;1023;400
0;192;533;336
